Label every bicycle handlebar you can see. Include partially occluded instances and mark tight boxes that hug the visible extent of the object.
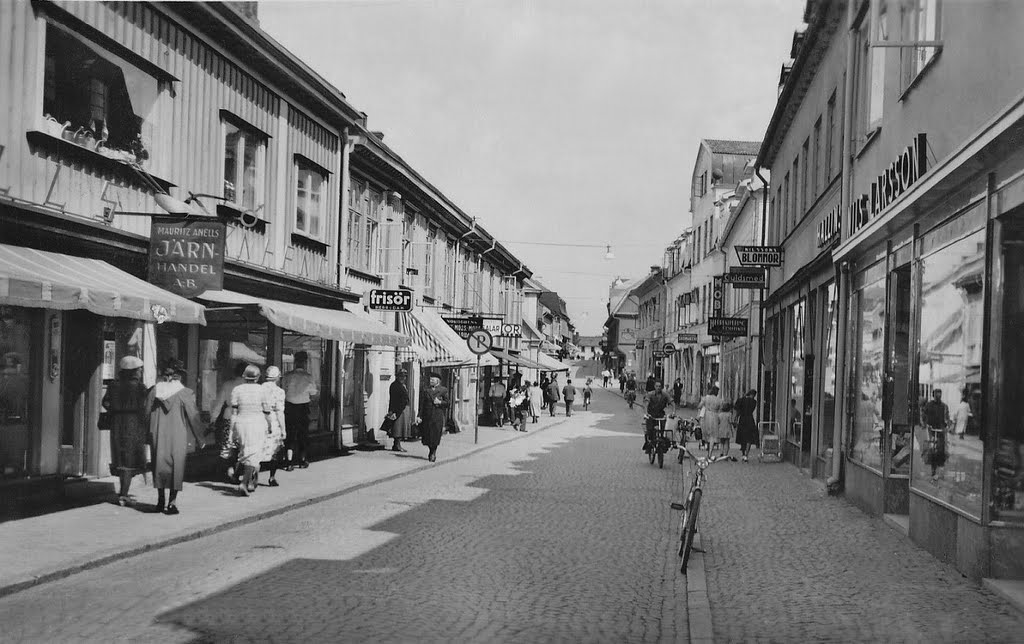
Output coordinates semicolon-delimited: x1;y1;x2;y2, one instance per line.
679;446;730;466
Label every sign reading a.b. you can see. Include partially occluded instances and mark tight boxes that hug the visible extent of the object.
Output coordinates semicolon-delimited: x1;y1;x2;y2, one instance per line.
368;289;413;311
148;219;226;297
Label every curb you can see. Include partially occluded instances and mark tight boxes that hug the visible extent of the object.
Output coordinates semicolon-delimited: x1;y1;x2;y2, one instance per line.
0;419;566;599
686;532;715;643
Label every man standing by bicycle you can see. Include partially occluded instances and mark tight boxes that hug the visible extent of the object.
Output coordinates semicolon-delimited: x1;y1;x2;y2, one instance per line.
642;380;671;452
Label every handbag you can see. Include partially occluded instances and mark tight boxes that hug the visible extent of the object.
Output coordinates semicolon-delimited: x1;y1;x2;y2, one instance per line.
97;412;112;431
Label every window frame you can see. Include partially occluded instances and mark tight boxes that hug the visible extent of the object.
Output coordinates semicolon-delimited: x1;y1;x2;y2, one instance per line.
221;114;268;216
293;156;328;242
898;0;943;97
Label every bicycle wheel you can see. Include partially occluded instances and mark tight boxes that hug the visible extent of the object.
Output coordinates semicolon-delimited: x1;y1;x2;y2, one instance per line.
680;488;702;573
648;443;656;464
657;447;665;468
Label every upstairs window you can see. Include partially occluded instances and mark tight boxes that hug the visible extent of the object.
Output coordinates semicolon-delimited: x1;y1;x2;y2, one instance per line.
43;22;160;163
424;225;437;293
222;117;266;212
900;0;942;91
294;159;325;240
856;9;886;142
347;178;381;273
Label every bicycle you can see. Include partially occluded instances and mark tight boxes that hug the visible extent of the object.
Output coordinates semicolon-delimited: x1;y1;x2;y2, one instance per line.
643;414;673;469
675;417;704;464
625;389;636;409
671;445;729;573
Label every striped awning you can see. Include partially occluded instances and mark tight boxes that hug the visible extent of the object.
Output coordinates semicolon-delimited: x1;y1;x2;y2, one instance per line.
0;243;206;325
399;309;497;367
490;347;546;370
198;289;409;346
535;351;572;372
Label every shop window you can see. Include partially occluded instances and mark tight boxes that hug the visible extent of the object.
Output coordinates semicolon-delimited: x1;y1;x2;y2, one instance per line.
341;346;358;427
994;222;1024;521
899;0;942;92
198;318;268;426
222;118;266;213
0;307;36;479
282;333;326;434
912;229;985;516
819;283;838;456
295;159;326;241
787;300;806;448
43;23;159;162
849;270;886;470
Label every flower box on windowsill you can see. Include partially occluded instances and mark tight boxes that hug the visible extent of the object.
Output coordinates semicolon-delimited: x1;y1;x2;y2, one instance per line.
26;130;174;193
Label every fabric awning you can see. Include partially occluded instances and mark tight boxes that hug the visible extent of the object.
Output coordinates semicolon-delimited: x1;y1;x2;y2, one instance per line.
540;340;561;354
520;318;544;342
0;243;206;325
490;347;546;370
534;351;572;373
399;309;498;367
198;289;409;346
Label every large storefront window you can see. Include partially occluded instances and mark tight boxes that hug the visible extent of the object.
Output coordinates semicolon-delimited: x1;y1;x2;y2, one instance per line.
911;228;985;515
788;300;806;448
0;307;35;479
198;314;268;424
850;265;886;470
994;220;1024;521
819;282;838;457
283;332;326;433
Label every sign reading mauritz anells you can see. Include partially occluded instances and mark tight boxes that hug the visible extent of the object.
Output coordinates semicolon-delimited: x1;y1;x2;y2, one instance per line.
148;219;226;297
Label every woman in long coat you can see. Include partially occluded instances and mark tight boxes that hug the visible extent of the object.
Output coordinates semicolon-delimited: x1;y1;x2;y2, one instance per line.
528;380;544;423
386;369;412;452
734;389;759;462
698;385;724;455
417;372;449;462
147;360;203;515
103;356;149;506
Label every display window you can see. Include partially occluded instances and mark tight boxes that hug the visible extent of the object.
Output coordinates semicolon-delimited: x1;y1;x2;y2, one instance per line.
849;262;886;471
282;332;327;433
787;300;806;448
198;315;268;427
910;227;985;516
818;282;838;458
0;307;36;479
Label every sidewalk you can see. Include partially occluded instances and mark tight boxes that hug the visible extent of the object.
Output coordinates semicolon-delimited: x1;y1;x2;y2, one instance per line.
0;420;562;598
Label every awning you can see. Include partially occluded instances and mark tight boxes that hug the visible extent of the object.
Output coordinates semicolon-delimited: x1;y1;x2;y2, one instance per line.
0;243;206;325
521;318;544;342
198;289;409;346
534;351;572;373
489;347;546;370
399;308;498;367
540;340;561;354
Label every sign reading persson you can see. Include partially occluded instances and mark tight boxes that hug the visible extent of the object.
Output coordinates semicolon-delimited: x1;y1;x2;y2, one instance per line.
735;245;783;267
368;289;413;311
148;219;225;297
724;267;766;289
708;316;749;338
442;315;484;339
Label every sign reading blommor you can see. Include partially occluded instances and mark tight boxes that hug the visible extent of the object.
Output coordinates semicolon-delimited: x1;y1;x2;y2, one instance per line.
148;219;225;297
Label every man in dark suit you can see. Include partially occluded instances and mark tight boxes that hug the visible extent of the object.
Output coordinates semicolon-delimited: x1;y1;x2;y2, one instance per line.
384;368;411;452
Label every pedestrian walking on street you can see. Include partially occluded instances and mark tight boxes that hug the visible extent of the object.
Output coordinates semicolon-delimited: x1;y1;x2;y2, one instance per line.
672;378;683;409
383;368;412;451
922;389;950;479
546;378;561;417
734;389;759;462
583;378;593;410
102;356;149;507
953;388;972;439
698;385;724;456
228;365;270;496
281;351;318;470
618;373;626;393
147;360;203;515
417;373;449;462
211;361;247;483
489;377;507;427
601;368;611;388
718;402;736;460
259;366;286;487
562;379;577;416
527;380;543;423
509;384;529;431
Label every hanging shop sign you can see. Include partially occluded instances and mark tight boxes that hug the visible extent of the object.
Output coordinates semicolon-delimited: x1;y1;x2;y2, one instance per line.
652;350;665;358
816;202;842;249
677;333;698;344
442;315;484;339
723;267;766;289
708;316;748;338
148;219;226;297
712;276;724;314
367;289;413;311
735;245;783;267
663;342;677;354
848;133;928;237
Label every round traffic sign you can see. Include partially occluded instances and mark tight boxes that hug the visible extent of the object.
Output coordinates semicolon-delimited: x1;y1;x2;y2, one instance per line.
663;342;676;354
467;329;493;355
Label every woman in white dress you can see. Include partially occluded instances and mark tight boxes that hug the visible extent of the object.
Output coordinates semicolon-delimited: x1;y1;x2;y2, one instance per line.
228;365;270;496
527;381;544;424
698;385;724;455
260;366;287;487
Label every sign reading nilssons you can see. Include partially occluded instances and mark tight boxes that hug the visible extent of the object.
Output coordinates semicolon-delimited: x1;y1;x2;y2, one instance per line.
148;219;225;297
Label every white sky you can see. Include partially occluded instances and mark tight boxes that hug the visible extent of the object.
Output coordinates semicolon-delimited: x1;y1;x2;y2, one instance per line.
258;0;806;335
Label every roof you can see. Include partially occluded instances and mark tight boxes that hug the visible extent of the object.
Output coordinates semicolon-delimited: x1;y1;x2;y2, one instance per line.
704;139;762;156
538;290;568;318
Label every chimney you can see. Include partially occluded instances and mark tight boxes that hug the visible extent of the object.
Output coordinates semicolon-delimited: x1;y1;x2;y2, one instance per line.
650;265;661;274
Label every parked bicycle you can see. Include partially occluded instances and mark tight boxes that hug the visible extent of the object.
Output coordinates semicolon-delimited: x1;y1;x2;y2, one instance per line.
674;417;703;463
643;414;673;469
671;445;729;573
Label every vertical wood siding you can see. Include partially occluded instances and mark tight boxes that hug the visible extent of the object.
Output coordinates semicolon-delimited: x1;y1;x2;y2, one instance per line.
0;1;342;286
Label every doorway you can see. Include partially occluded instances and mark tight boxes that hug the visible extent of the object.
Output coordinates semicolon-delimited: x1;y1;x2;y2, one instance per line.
60;312;102;476
884;263;913;513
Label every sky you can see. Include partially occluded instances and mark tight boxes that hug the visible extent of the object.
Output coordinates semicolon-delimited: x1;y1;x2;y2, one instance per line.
258;0;806;335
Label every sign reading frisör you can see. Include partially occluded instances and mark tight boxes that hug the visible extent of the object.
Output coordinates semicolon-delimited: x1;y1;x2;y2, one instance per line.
148;219;226;297
735;245;783;267
708;316;749;338
368;289;413;311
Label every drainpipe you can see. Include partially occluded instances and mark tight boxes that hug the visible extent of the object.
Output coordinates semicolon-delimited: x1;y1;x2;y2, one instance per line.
454;218;477;309
828;0;858;492
754;165;769;423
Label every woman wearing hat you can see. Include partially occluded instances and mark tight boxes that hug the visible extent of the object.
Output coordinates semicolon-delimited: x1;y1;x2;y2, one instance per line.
416;372;449;462
147;359;203;514
228;364;271;495
102;355;149;506
259;366;287;487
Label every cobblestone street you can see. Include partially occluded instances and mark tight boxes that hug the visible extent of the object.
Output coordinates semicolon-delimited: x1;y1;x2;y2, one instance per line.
2;387;1023;642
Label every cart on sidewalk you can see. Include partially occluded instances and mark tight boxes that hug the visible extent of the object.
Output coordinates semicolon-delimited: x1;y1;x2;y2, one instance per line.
758;420;783;463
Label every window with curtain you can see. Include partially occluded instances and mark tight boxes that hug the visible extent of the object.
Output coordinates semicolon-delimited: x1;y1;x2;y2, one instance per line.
424;225;437;294
900;0;942;91
294;159;325;240
223;119;266;212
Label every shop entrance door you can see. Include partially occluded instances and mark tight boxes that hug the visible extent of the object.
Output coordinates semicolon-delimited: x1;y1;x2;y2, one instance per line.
883;264;912;513
60;312;101;476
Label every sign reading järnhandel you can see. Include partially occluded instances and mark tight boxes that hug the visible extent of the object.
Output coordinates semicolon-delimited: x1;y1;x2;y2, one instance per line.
148;220;226;297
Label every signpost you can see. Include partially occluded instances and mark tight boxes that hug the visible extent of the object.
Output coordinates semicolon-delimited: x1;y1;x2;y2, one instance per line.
466;329;493;445
148;219;226;297
734;245;783;267
723;267;767;289
367;289;413;311
708;316;749;337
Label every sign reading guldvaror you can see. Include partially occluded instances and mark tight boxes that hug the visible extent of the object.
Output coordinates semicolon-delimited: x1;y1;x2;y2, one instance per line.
148;219;226;297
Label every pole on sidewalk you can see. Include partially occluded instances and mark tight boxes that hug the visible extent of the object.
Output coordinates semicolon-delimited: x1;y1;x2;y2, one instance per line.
475;354;480;445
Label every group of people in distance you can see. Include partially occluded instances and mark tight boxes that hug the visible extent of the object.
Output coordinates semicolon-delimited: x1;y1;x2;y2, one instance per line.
102;352;320;515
